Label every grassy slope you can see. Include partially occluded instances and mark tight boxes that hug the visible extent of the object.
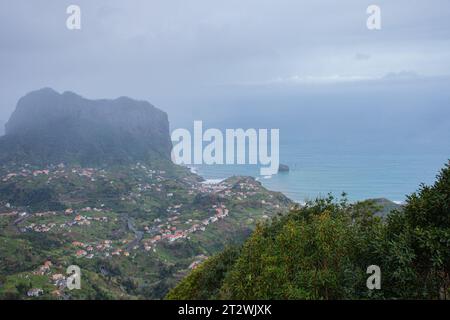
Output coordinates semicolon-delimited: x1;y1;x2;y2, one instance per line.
0;162;292;299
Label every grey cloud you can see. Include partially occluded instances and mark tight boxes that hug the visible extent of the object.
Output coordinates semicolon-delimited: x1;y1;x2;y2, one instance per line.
0;0;450;122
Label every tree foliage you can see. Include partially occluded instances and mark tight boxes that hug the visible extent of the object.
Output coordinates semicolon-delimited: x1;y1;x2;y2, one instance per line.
167;161;450;300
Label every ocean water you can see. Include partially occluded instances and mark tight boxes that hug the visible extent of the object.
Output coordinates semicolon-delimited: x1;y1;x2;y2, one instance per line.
190;141;449;204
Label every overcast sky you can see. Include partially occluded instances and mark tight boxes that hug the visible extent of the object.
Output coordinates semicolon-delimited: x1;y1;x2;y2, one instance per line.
1;0;450;144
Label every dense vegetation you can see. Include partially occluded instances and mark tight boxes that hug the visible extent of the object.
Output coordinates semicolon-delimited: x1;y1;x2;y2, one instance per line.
0;163;292;300
167;161;450;300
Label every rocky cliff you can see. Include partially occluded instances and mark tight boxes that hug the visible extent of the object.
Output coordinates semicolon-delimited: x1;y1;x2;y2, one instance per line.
0;88;172;165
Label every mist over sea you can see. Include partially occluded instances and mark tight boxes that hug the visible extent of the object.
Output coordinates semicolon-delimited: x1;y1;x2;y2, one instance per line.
168;79;450;204
192;142;448;203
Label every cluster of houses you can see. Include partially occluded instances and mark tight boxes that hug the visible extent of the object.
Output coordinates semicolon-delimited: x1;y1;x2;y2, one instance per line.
0;164;109;185
24;221;57;233
73;213;109;226
118;165;178;201
0;166;50;182
1;165;54;182
73;239;110;259
203;178;283;209
3;162;282;259
2;172;22;182
190;178;265;202
131;163;167;182
33;260;53;276
28;260;69;298
75;168;96;178
72;239;133;259
197;181;231;194
22;211;109;233
0;203;111;234
0;162;294;300
32;169;50;176
142;204;230;251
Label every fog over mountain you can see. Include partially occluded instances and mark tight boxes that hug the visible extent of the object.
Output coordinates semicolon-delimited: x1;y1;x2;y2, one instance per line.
0;1;449;302
0;88;172;165
0;1;449;154
0;120;5;136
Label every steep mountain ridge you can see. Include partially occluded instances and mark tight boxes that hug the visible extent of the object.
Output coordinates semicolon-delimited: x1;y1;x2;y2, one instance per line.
0;89;295;299
0;88;172;165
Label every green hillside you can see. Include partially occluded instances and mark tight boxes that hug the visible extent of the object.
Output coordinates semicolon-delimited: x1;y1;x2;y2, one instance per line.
167;161;450;300
0;162;292;299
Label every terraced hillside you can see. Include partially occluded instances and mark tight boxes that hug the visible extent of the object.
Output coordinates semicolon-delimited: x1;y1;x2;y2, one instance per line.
0;162;292;299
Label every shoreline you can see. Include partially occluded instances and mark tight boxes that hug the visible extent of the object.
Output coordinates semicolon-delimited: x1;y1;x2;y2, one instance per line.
188;165;406;206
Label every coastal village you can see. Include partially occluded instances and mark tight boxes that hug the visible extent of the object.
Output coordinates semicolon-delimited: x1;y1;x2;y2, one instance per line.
0;163;292;299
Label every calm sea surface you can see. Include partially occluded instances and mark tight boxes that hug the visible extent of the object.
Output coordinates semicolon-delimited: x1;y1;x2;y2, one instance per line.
192;141;448;203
